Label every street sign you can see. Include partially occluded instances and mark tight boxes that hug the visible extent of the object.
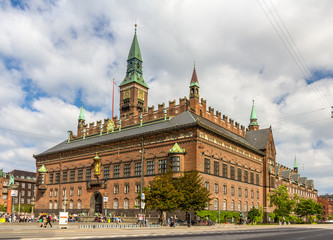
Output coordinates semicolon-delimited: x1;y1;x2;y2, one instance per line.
103;197;108;202
141;193;145;200
10;190;18;197
59;212;68;225
141;202;145;209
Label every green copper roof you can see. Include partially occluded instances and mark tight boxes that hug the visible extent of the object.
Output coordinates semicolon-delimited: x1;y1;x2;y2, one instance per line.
119;28;149;89
169;143;186;154
190;67;199;88
38;164;48;173
294;156;298;169
249;100;258;126
78;105;85;121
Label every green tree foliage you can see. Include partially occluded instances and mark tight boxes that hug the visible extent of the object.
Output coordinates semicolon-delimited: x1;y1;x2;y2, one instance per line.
175;171;212;217
144;170;179;220
268;185;296;221
0;204;6;212
247;207;260;223
196;210;239;223
294;198;322;223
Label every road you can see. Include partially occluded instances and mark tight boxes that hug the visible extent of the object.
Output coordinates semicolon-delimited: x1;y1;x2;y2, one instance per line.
0;223;332;240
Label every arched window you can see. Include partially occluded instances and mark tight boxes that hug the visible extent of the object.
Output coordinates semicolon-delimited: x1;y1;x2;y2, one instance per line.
257;203;259;209
214;199;218;210
77;199;82;209
223;199;227;211
113;198;118;209
124;198;129;209
231;200;234;211
135;199;140;209
54;201;58;209
49;201;53;209
238;201;241;211
244;201;248;212
69;200;74;209
251;202;254;209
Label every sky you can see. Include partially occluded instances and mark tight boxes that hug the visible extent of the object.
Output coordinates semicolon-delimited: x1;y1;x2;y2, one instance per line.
0;0;332;195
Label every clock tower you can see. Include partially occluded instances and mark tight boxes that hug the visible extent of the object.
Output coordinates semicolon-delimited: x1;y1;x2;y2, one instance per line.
119;25;149;119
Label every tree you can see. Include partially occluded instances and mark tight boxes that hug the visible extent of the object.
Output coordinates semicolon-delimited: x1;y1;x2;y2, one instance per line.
294;198;322;223
248;207;260;223
0;204;6;212
175;171;212;220
144;170;180;221
268;185;296;221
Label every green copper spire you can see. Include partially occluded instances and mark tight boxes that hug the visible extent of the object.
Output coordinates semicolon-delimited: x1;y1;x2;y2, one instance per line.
119;25;149;89
190;63;200;88
294;156;298;169
78;105;85;121
249;100;258;126
38;164;48;173
169;143;186;154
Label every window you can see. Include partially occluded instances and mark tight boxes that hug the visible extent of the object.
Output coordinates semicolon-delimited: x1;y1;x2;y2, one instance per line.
54;188;58;197
245;188;248;198
78;187;82;196
256;174;259;185
69;200;73;209
28;183;31;189
251;202;254;209
223;200;227;210
21;190;25;196
70;187;74;196
113;165;120;178
204;158;210;174
27;191;31;197
20;198;24;204
257;190;259;199
38;173;45;185
244;202;248;212
124;164;131;177
103;166;110;179
62;188;66;197
55;172;60;184
158;159;167;174
214;199;218;210
49;173;54;184
70;170;75;182
113;199;118;209
49;189;53;197
238;201;241;211
230;166;235;180
270;176;275;187
62;170;68;183
205;182;209;191
244;170;248;183
231;186;235;196
124;198;129;209
86;169;91;180
54;201;58;209
147;161;155;175
231;200;234;211
238;168;242;181
214;161;219;176
250;172;254;184
49;201;53;209
135;184;140;193
135;199;140;209
223;184;227;194
77;199;82;209
171;156;180;172
222;164;228;178
2;195;7;200
124;184;129;194
238;187;242;197
21;183;25;188
14;198;18;204
114;184;119;194
251;189;254;198
135;162;142;176
78;169;83;181
27;198;30;204
214;183;219;193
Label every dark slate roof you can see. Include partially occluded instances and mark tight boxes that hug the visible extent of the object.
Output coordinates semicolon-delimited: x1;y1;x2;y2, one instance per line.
307;180;314;188
281;170;291;180
275;165;280;177
300;177;307;185
292;173;300;183
35;110;265;158
245;128;271;150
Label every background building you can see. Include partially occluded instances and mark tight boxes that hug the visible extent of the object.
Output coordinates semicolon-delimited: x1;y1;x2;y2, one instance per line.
318;194;333;221
34;28;317;220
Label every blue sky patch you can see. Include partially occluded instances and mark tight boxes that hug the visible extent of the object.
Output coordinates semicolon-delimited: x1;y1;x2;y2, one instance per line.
21;78;47;111
92;15;114;41
2;55;21;71
307;69;333;84
273;93;289;105
10;0;28;10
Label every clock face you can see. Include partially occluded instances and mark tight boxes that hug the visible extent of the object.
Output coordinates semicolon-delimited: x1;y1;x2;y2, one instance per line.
138;90;144;101
123;90;130;99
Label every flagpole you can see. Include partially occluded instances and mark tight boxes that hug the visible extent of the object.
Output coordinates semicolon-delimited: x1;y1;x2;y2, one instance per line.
112;78;114;120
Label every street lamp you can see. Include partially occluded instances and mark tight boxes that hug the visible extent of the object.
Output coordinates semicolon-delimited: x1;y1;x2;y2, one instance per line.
8;183;19;222
63;191;68;212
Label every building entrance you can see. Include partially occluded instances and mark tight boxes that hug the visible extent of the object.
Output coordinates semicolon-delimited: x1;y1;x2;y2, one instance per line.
90;192;103;214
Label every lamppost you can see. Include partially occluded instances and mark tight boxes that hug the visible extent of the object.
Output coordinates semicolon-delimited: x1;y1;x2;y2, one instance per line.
8;182;19;222
63;190;68;212
31;197;35;214
139;137;145;226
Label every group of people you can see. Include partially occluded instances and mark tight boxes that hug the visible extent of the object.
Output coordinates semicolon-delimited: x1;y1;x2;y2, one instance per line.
38;214;53;228
0;212;35;222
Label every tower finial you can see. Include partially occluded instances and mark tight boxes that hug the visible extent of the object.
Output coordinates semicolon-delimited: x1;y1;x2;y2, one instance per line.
134;19;137;33
194;61;196;68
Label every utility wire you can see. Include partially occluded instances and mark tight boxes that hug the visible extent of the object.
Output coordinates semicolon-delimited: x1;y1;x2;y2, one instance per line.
0;127;65;141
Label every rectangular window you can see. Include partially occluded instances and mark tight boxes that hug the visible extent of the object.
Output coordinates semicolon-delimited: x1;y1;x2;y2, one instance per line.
114;184;119;194
135;162;142;176
205;182;209;191
78;187;82;196
78;169;83;181
62;171;68;183
256;174;259;185
69;187;74;196
245;188;248;198
124;164;131;177
222;164;228;178
238;168;242;181
251;189;254;198
49;189;53;197
20;198;24;204
86;169;91;180
62;188;66;197
244;170;248;183
104;166;110;179
49;173;54;184
270;176;275;187
147;161;155;175
204;158;210;174
257;190;259;199
214;183;219;193
28;183;31;189
135;184;140;193
223;185;227;195
158;159;167;174
214;161;219;176
54;188;58;197
171;156;180;172
55;172;60;184
238;187;242;197
27;191;31;197
70;170;75;182
230;166;235;180
250;172;254;184
113;165;120;178
231;186;235;196
22;183;25;188
124;184;130;194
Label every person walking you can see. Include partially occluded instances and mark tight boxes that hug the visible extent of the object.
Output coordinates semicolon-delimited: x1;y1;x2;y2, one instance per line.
46;214;52;228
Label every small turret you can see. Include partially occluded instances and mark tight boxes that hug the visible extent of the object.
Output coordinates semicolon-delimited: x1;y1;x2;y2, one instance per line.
293;156;298;173
78;105;86;128
248;100;259;131
189;64;199;99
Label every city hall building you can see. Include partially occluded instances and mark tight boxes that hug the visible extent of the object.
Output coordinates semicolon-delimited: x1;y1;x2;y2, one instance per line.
34;27;317;220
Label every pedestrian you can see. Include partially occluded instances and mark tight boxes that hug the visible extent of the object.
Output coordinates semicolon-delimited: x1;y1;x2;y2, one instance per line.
46;214;52;228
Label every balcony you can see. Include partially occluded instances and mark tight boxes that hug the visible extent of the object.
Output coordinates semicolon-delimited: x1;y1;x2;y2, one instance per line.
87;180;106;189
